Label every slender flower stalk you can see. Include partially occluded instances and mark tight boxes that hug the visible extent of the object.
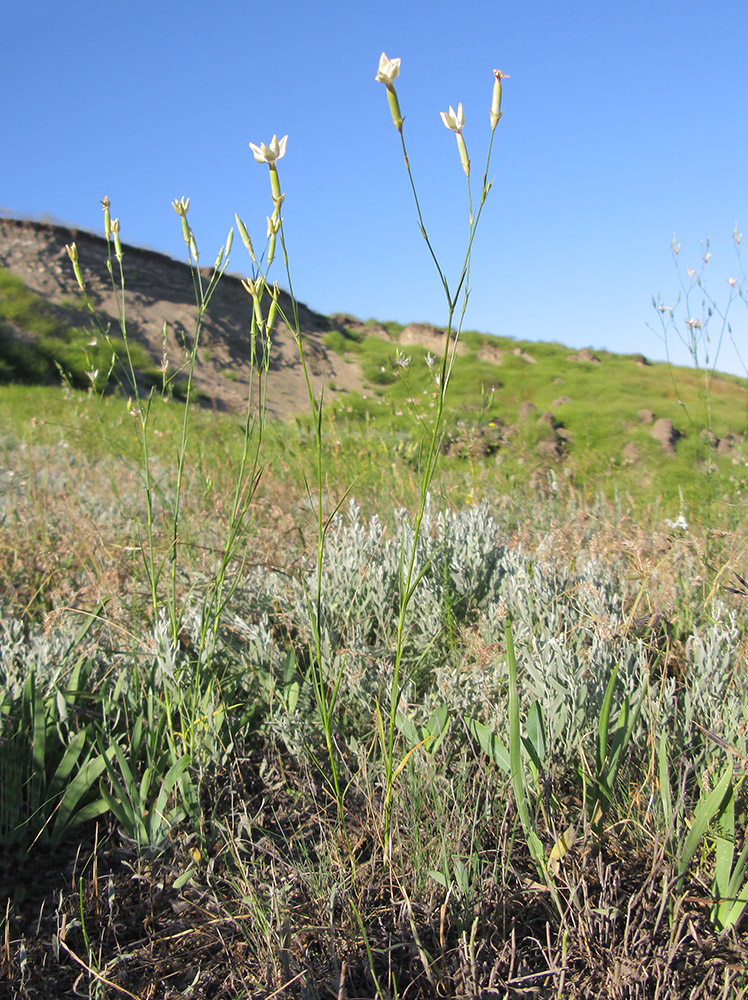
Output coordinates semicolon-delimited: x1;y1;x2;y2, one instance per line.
377;58;507;849
245;129;351;844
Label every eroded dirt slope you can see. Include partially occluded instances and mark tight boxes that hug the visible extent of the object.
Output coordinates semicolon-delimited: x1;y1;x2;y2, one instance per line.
0;216;364;416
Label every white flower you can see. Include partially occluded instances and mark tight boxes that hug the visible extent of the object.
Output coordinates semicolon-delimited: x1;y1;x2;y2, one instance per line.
440;103;465;133
729;277;737;287
375;52;400;86
249;134;288;165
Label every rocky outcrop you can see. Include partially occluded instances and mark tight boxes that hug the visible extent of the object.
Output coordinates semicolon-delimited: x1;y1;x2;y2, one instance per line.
476;344;503;365
651;418;681;454
399;322;468;356
329;313;393;341
567;348;600;364
511;347;537;363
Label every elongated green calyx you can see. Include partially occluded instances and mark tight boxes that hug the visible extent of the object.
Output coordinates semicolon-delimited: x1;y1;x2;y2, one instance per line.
490;69;508;129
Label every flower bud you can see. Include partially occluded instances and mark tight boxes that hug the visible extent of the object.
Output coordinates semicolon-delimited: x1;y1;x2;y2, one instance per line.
112;218;123;262
490;70;508;130
266;213;282;266
266;281;280;336
235;214;257;263
66;243;85;291
101;196;111;239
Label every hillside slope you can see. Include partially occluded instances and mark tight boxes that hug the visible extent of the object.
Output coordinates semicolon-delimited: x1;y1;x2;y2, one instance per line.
0;216;364;416
1;215;747;498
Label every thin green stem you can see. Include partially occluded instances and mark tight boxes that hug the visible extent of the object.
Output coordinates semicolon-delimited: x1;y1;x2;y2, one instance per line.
380;90;502;848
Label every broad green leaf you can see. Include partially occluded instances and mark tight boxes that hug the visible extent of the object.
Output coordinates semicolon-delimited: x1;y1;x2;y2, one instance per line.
678;766;732;889
51;749;114;843
526;700;546;766
47;730;88;800
597;665;619;774
423;704;449;753
464;717;510;773
658;729;673;842
427;870;449;889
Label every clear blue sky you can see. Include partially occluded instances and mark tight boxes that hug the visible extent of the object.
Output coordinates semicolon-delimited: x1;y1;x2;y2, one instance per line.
3;0;747;375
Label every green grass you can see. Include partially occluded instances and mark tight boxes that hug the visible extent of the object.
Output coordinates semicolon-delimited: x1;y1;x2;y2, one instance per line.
319;319;748;508
0;267;164;393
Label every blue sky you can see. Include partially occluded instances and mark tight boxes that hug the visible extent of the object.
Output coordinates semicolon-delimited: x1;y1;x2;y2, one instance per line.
3;0;747;375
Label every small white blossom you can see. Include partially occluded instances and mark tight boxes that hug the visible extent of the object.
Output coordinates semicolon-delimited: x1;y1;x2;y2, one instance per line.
249;134;288;164
440;103;465;133
375;52;400;86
